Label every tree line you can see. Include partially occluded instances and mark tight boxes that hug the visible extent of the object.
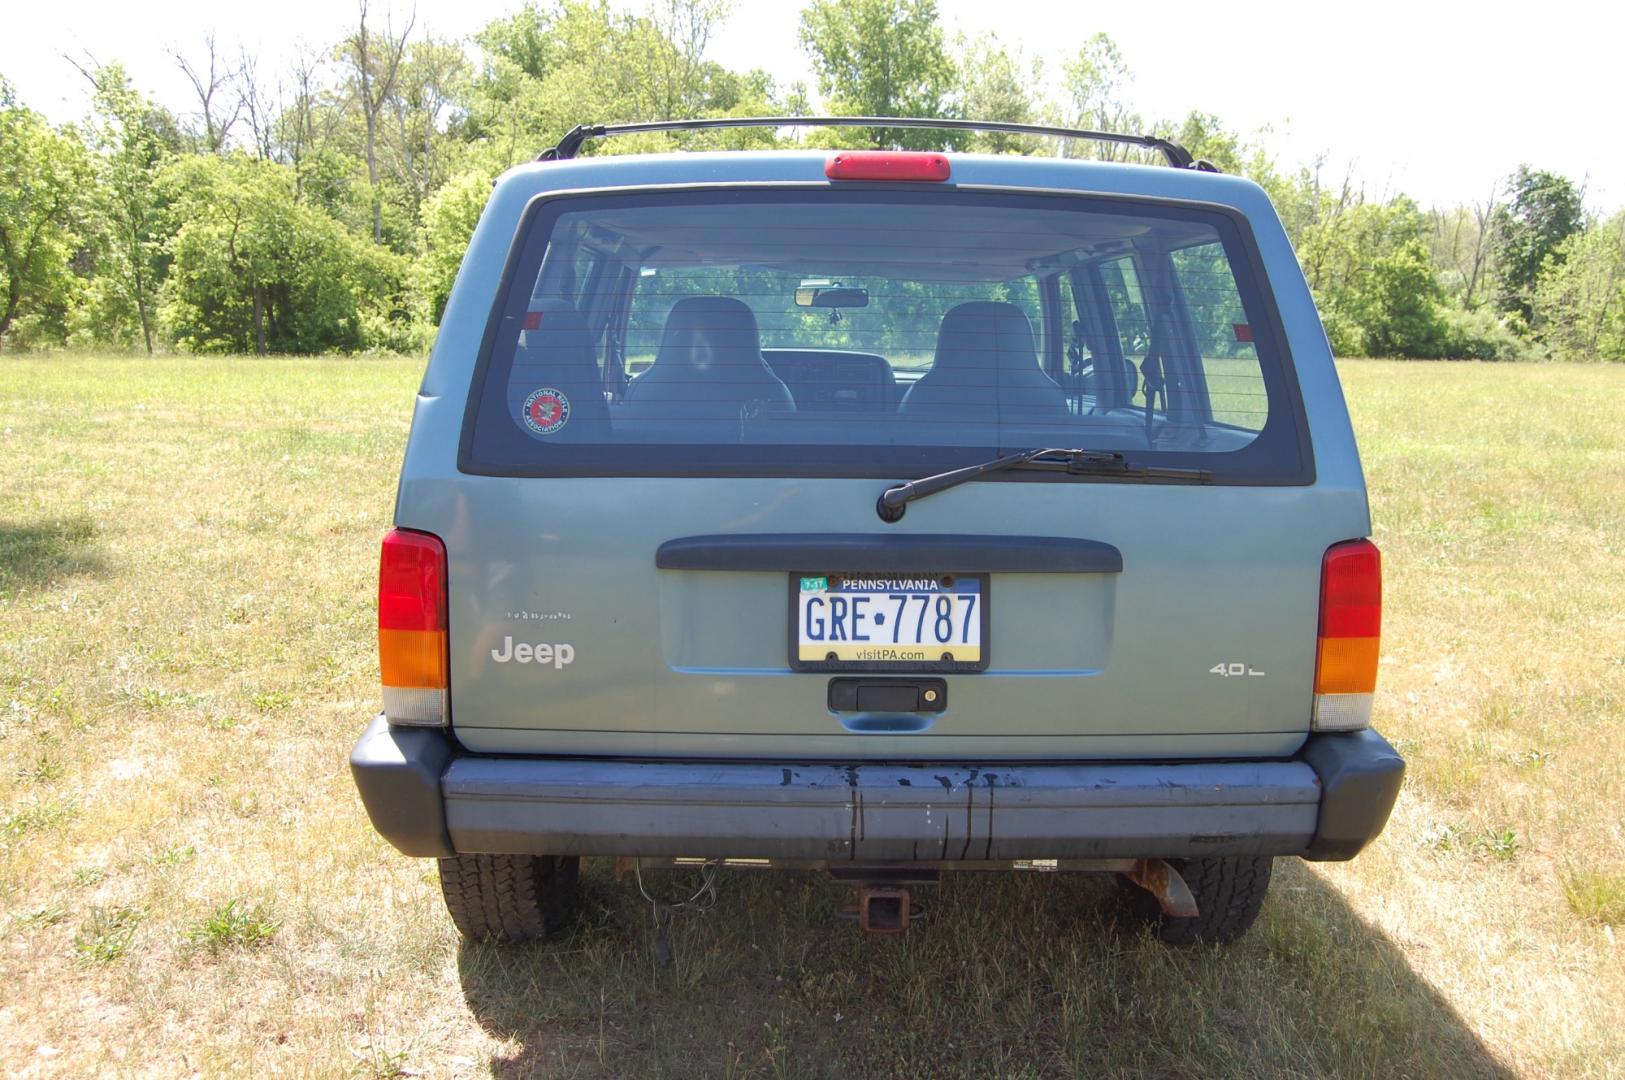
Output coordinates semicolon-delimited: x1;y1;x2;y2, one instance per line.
1;0;1621;360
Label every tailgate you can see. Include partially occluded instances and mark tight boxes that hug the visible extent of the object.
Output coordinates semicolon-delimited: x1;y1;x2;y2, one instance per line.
442;474;1357;759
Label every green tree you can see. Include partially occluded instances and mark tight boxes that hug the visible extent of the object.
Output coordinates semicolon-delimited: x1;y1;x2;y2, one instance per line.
278;47;347;203
1056;33;1136;158
77;64;181;353
798;0;959;149
341;0;416;244
0;81;91;349
958;35;1039;153
159;154;407;354
1296;195;1425;346
630;0;733;120
1493;165;1584;321
1534;212;1625;362
1425;189;1500;309
1358;239;1449;357
467;1;761;168
414;167;492;323
381;37;471;223
1165;111;1284;187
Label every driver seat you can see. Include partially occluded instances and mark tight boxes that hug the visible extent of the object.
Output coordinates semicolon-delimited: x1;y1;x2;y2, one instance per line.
621;296;795;418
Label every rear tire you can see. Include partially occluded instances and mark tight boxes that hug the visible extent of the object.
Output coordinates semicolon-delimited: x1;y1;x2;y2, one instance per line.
1116;856;1273;945
438;854;580;943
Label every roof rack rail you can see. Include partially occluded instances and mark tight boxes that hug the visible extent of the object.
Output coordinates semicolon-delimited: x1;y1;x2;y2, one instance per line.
537;116;1207;170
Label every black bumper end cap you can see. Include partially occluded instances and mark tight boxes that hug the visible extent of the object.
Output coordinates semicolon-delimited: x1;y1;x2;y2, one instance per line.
1299;727;1406;862
349;714;456;858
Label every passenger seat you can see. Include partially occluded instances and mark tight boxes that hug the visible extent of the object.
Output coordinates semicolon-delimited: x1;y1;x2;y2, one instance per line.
899;301;1070;424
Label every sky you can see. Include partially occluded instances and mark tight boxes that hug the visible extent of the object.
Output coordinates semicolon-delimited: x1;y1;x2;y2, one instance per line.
3;0;1622;211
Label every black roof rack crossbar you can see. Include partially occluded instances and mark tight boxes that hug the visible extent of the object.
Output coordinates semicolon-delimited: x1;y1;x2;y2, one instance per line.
538;116;1199;169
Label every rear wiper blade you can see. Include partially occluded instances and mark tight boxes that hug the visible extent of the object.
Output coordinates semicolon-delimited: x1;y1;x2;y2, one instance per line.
1054;450;1213;482
876;448;1211;522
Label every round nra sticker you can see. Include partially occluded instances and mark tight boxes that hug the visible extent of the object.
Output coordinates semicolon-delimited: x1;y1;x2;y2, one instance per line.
521;387;571;436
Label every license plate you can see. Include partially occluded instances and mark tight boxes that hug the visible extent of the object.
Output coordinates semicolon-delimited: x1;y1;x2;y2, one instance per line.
789;573;989;672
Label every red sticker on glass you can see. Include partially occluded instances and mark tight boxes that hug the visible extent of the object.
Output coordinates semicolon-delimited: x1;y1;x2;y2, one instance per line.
522;310;544;331
522;388;571;436
1233;323;1254;343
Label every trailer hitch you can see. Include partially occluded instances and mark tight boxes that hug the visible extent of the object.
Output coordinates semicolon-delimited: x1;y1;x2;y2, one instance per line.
857;884;913;935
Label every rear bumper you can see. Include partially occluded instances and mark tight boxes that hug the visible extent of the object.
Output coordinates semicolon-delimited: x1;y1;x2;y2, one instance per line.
350;716;1403;862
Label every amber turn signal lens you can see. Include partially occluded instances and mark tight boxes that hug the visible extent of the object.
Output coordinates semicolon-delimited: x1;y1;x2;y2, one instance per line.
379;627;447;690
1315;636;1379;695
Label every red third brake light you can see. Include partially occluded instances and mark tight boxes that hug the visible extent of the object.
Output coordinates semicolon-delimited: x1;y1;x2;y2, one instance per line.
826;150;951;182
379;528;448;725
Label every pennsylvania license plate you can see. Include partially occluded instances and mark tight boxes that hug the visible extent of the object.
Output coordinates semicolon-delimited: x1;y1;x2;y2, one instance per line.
790;573;989;672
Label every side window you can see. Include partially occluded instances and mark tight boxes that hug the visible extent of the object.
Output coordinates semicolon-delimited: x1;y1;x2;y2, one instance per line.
995;276;1044;362
571;247;597;305
1096;256;1153;407
1170;242;1267;430
1099;256;1150;363
625;267;677;375
1054;272;1086;391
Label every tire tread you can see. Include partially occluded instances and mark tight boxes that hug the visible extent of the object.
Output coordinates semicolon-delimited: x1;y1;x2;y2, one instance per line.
438;854;579;942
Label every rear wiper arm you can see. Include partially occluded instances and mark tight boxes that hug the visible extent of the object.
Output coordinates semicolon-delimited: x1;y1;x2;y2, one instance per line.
876;448;1211;522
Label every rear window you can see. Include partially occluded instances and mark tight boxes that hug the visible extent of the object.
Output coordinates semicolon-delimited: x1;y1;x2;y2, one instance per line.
462;188;1309;482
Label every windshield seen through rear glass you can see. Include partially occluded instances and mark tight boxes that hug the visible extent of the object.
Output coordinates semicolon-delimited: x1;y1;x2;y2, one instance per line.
462;188;1308;482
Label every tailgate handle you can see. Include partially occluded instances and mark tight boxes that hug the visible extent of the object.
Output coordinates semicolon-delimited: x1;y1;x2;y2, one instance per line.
656;534;1122;574
828;678;947;714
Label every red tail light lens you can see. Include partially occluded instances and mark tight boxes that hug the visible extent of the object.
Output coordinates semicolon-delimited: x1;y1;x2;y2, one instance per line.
379;528;448;725
1319;539;1381;643
1313;539;1381;729
380;529;447;634
825;151;951;182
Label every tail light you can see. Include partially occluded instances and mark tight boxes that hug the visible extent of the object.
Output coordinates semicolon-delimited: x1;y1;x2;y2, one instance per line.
1313;539;1381;731
379;528;448;726
825;150;951;182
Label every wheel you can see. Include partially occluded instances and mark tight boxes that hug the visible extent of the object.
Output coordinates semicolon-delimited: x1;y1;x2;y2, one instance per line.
438;854;580;943
1116;856;1273;946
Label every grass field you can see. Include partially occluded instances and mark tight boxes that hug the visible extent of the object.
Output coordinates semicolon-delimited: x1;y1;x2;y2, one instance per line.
1;356;1622;1078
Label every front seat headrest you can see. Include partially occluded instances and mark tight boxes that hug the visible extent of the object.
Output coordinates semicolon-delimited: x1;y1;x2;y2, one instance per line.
931;301;1040;377
654;296;765;372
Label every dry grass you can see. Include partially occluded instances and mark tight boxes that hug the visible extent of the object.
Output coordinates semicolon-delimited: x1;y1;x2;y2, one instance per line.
0;354;1621;1078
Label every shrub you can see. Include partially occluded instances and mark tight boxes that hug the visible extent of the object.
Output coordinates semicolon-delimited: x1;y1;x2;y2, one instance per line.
1319;309;1363;357
159;155;418;355
1437;307;1533;361
1358;240;1450;358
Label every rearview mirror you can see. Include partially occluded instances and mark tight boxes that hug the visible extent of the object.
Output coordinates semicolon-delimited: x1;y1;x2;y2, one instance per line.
794;282;869;309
